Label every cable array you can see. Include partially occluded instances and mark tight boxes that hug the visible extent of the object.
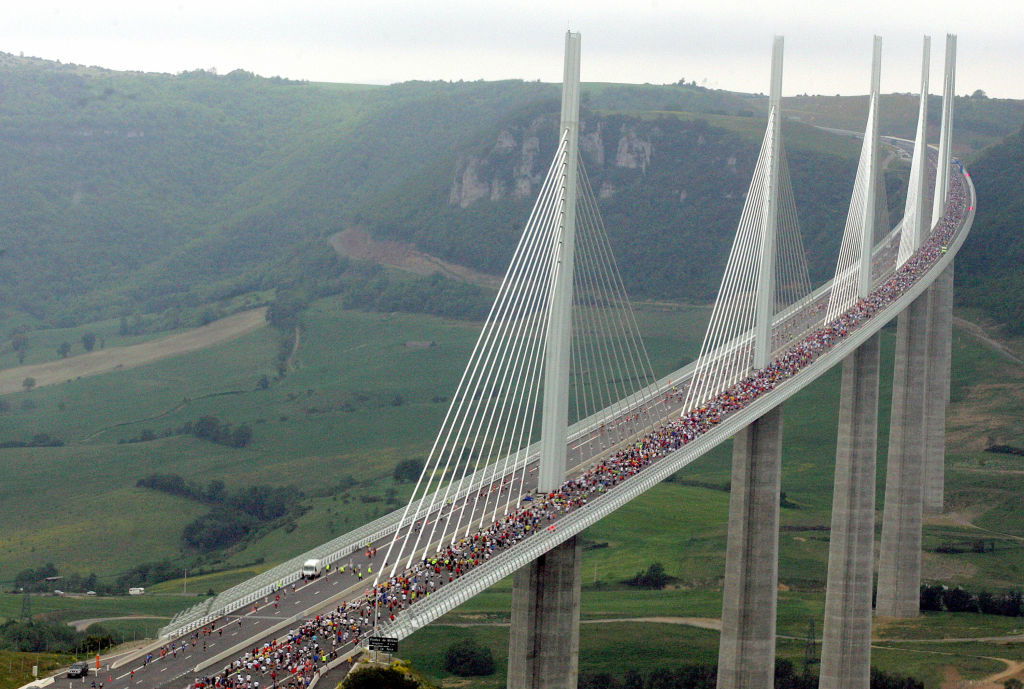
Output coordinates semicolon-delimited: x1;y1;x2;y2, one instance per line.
896;142;927;267
684;109;811;412
571;160;660;442
377;137;659;587
776;148;812;312
826;103;878;323
380;134;568;579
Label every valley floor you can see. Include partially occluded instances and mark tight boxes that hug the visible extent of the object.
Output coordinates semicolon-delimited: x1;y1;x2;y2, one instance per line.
1;301;1023;689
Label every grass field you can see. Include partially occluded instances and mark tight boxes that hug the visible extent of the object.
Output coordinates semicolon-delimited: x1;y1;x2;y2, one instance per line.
0;650;73;689
1;295;1023;689
0;298;710;583
398;616;1018;689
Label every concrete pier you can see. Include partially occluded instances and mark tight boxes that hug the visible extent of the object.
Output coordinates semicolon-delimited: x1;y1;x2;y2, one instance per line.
876;295;930;618
819;334;881;688
717;405;784;689
507;536;582;689
924;263;954;514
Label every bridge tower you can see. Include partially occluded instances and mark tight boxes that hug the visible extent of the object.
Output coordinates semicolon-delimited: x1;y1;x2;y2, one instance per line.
716;36;786;689
819;36;883;689
876;36;931;620
507;30;584;689
924;34;958;515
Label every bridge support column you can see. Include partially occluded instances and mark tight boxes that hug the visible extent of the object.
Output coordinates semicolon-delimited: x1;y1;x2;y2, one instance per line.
877;295;930;618
819;334;880;689
507;535;582;689
924;263;954;514
717;405;784;689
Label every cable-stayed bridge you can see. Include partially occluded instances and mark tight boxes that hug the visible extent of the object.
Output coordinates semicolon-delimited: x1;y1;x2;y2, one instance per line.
44;30;973;689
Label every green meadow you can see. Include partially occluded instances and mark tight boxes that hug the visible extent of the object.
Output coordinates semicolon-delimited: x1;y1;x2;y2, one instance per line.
1;297;1023;688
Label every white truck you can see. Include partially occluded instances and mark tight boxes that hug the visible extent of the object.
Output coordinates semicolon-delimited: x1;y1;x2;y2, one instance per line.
301;558;323;580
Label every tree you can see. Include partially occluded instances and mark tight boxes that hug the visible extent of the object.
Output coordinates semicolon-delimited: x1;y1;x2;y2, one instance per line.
230;424;253;448
444;638;496;676
21;377;35;392
81;332;97;351
624;562;672;589
393;458;424;483
343;666;419;689
11;334;28;364
205;479;227;503
919;584;944;611
971;89;988;99
942;587;978;613
57;342;71;358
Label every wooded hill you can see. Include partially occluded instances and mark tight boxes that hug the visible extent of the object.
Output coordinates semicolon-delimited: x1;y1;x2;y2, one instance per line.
0;52;1019;336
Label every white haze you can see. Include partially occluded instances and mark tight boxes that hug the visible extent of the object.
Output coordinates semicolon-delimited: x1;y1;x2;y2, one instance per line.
7;0;1022;98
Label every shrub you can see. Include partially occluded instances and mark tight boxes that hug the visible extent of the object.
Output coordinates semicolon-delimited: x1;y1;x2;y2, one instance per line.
393;458;424;483
624;562;673;589
444;638;496;676
343;666;419;689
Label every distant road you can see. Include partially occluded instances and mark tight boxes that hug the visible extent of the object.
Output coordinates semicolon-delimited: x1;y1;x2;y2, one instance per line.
68;616;168;632
0;308;268;395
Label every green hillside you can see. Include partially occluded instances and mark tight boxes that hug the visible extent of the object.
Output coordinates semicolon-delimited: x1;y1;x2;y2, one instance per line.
780;92;1024;151
955;122;1024;332
1;53;1019;339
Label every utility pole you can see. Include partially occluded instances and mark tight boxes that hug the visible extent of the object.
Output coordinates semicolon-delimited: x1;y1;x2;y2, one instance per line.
20;589;31;621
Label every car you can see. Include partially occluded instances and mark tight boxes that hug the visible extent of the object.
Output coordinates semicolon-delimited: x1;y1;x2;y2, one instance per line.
85;590;97;596
67;662;89;678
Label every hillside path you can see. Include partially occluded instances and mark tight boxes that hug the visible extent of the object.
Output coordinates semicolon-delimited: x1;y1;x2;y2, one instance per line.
68;615;169;632
953;316;1024;365
0;308;267;395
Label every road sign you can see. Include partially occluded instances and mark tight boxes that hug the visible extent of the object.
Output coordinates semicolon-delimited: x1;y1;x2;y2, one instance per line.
368;636;399;653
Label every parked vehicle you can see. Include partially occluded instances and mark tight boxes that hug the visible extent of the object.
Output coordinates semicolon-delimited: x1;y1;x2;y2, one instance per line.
128;587;145;595
67;662;89;678
301;558;323;579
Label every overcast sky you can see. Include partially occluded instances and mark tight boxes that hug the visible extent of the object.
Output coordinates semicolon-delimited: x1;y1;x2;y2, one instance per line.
7;0;1022;98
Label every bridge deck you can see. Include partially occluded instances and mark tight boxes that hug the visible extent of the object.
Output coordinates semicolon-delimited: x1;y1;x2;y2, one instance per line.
86;164;972;689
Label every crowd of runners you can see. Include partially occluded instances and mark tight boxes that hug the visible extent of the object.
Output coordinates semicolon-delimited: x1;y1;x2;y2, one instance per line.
189;174;968;689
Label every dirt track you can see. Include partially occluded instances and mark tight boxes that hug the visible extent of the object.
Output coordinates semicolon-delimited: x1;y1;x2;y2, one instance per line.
329;227;501;288
0;308;268;395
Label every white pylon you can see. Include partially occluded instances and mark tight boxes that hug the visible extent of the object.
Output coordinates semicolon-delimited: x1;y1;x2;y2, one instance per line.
753;36;784;370
858;37;883;299
897;36;931;266
825;36;883;325
932;34;957;226
539;31;582;493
